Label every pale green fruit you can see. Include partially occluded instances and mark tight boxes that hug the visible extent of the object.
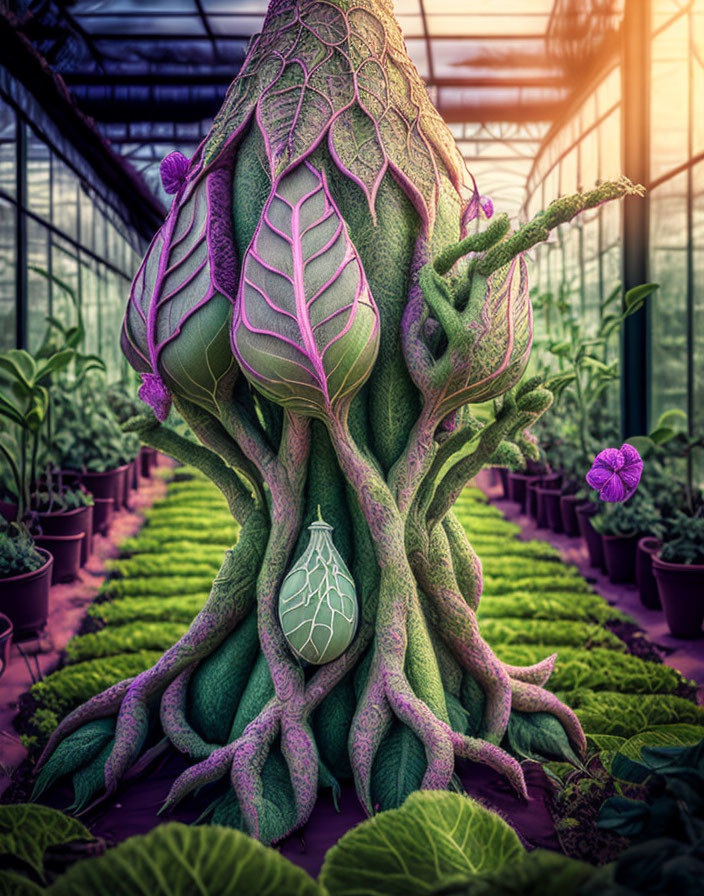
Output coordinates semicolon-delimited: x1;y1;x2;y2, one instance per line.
278;518;358;665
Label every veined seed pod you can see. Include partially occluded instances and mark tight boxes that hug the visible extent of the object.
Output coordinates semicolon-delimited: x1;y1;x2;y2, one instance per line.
278;515;358;665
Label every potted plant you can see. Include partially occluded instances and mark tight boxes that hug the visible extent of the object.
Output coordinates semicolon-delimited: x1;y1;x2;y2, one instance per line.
652;513;704;638
591;492;661;584
0;611;12;679
31;473;92;578
50;380;137;532
0;520;53;639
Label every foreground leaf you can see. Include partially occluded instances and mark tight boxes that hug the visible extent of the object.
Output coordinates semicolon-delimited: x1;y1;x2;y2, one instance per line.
49;823;321;895
0;804;92;880
319;791;524;896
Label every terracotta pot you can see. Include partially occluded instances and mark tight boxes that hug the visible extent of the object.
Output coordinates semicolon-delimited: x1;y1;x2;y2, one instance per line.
560;493;582;537
92;497;114;535
34;532;84;583
73;467;125;507
38;504;93;567
0;612;13;679
497;467;509;499
636;537;662;610
653;555;704;638
576;503;606;572
526;477;543;520
0;549;53;639
537;487;563;533
507;472;532;512
602;532;640;584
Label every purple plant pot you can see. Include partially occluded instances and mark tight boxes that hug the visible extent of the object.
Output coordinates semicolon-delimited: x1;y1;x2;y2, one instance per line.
114;463;131;510
602;532;640;584
653;555;704;638
74;467;125;507
498;467;509;499
576;503;606;572
0;612;12;679
636;537;662;610
560;493;582;537
92;497;114;536
131;458;140;490
541;473;563;490
140;446;158;479
34;532;85;584
538;487;563;533
508;473;532;512
0;549;53;639
0;499;18;522
526;477;543;520
38;504;93;567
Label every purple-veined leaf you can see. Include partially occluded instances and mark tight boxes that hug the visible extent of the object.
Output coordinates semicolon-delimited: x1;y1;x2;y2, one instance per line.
232;161;379;420
122;158;240;414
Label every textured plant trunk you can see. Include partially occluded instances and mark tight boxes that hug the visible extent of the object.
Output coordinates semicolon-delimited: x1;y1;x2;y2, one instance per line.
35;0;642;845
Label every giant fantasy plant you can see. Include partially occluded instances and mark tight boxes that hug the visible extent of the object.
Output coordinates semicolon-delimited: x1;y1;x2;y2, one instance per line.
35;0;643;843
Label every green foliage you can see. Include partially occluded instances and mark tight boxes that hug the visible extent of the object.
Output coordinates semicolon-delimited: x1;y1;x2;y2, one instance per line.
480;618;625;650
505;711;582;765
319;791;524;896
312;675;356;778
592;493;662;538
49;822;322;895
370;721;426;812
615;724;704;763
31;650;163;716
477;592;625;625
426;849;599;895
88;594;206;626
100;575;216;599
482;575;592;595
563;691;704;737
659;511;704;565
105;556;221;578
0;522;44;578
32;718;115;800
65;623;188;662
188;612;260;743
0;803;92;881
500;646;684;695
118;537;232;556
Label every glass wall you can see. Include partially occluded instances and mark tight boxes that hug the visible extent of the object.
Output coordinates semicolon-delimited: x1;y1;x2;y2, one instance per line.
0;69;145;379
648;0;704;464
524;63;622;341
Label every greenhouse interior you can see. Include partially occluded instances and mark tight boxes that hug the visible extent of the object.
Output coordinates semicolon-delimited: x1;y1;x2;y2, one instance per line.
0;0;703;893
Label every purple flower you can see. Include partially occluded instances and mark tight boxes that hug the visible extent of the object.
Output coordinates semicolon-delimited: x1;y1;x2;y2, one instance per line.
138;373;172;422
160;152;189;195
586;443;643;502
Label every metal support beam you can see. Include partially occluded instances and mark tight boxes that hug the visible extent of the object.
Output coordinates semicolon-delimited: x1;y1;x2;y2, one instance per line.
15;120;27;350
620;0;650;438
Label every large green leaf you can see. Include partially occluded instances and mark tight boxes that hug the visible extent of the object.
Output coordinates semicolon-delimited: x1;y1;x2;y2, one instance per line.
505;711;582;766
616;724;704;762
32;718;116;800
426;849;599;895
370;721;426;812
319;791;524;896
0;804;92;881
49;823;322;896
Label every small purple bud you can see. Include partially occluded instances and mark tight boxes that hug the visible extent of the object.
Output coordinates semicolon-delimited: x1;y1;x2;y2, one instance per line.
138;372;172;421
480;196;494;219
160;152;189;195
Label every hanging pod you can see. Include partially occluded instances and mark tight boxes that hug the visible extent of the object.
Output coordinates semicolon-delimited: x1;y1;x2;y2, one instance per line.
278;515;358;665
